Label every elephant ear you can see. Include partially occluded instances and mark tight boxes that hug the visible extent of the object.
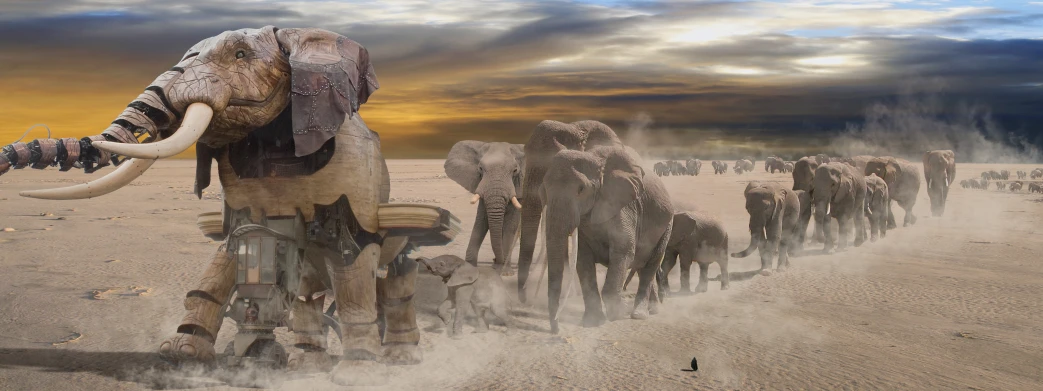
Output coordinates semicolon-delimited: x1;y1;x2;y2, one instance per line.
275;28;380;157
669;213;697;246
510;143;526;191
447;262;479;287
444;140;487;192
592;149;642;224
886;160;902;184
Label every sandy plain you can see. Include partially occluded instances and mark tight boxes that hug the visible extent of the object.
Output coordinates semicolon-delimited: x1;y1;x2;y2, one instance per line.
0;159;1041;391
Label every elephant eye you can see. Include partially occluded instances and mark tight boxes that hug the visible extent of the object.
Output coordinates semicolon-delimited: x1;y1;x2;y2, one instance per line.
578;183;585;194
235;49;246;59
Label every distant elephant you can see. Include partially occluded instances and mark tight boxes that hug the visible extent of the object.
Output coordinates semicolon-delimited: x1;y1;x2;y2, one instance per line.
731;182;801;274
865;157;921;228
712;160;727;174
922;150;955;217
764;156;785;173
516;119;622;305
733;164;744;174
792;156;823;242
848;155;875;172
743;156;757;169
539;145;673;333
653;162;667;176
661;211;729;294
783;161;795;173
1029;183;1042;193
864;173;890;242
814;162;867;253
417;255;514;339
996;181;1007;191
686;158;703;176
981;171;990;181
1016;171;1027;180
1032;168;1043;179
1000;170;1010;180
979;178;989;190
669;160;685;176
445;141;525;270
988;170;1001;180
960;179;970;189
816;154;831;164
1010;181;1024;192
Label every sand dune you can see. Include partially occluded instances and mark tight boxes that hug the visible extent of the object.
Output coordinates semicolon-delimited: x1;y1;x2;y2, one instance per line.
1;159;1041;390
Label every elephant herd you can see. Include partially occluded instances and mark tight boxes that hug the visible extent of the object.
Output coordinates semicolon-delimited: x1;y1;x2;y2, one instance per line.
959;168;1043;193
443;121;960;337
655;156;796;177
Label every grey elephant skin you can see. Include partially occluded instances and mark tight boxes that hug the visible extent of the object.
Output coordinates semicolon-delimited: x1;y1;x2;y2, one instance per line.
686;158;703;175
418;255;514;339
865;157;921;228
539;145;673;334
662;211;729;294
792;156;823;243
764;156;784;173
445;141;525;270
731;182;801;274
516;120;622;303
814;162;868;253
922;150;955;217
864;173;891;242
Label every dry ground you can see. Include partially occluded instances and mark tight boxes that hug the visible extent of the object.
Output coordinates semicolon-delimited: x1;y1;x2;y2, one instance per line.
0;159;1041;390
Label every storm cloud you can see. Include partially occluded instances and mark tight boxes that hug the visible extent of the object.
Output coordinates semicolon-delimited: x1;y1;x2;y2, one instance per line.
0;0;1039;159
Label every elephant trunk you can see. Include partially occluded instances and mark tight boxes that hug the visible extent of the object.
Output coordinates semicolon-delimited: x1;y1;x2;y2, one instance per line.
543;203;576;334
16;67;212;200
483;193;509;266
731;220;765;258
516;166;546;301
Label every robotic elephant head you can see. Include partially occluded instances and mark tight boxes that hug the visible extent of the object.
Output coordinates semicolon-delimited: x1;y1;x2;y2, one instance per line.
14;26;379;200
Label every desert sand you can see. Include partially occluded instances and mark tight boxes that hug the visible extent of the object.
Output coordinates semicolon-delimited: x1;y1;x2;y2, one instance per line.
1;159;1041;390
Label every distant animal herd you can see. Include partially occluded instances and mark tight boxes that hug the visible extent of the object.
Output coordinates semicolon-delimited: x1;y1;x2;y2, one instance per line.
960;168;1043;193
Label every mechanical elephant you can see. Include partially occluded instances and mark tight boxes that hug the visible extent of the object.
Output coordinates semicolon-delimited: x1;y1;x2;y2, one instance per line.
444;141;525;270
922;150;955;217
0;26;434;386
865;157;921;228
813;162;868;253
538;145;673;333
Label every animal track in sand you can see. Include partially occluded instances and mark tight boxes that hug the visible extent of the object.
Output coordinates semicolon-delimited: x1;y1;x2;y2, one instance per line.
90;286;154;300
51;332;83;346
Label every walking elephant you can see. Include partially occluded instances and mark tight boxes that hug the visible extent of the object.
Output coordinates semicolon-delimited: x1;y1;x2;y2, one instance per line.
736;159;754;173
814;162;867;253
0;26;435;386
661;210;729;294
668;160;685;175
444;141;525;270
864;173;890;242
783;161;795;173
792;156;823;242
865;157;921;228
712;160;727;174
764;156;784;173
654;162;667;176
538;145;673;333
515;120;622;304
922;150;955;217
731;182;801;274
686;158;703;175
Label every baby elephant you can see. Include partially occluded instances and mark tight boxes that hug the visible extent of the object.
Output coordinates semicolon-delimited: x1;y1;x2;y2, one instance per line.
864;173;890;242
417;255;513;338
661;211;730;294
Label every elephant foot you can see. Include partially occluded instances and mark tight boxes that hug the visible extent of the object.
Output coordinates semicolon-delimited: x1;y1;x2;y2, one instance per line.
581;311;607;328
759;269;773;277
694;283;708;293
887;223;897;230
287;350;333;373
606;303;628;322
720;282;730;291
630;307;649;320
550;319;560;334
870;235;878;243
329;359;388;387
648;301;659;316
158;333;216;367
775;265;788;273
382;344;423;366
500;268;516;277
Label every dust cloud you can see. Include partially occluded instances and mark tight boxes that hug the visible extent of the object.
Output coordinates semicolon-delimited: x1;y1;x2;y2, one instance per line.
831;79;1041;163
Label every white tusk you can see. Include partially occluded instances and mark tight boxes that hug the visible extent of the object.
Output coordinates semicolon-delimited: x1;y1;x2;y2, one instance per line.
511;196;522;209
19;158;156;200
825;203;831;216
92;102;213;159
470;194;481;204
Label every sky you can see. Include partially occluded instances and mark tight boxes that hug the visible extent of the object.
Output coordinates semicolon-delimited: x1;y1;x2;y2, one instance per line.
0;0;1041;160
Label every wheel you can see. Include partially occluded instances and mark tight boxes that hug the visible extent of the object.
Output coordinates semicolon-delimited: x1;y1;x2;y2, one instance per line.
245;339;288;369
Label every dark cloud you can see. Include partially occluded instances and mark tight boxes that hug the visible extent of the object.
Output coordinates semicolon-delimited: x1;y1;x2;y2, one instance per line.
0;0;1040;160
